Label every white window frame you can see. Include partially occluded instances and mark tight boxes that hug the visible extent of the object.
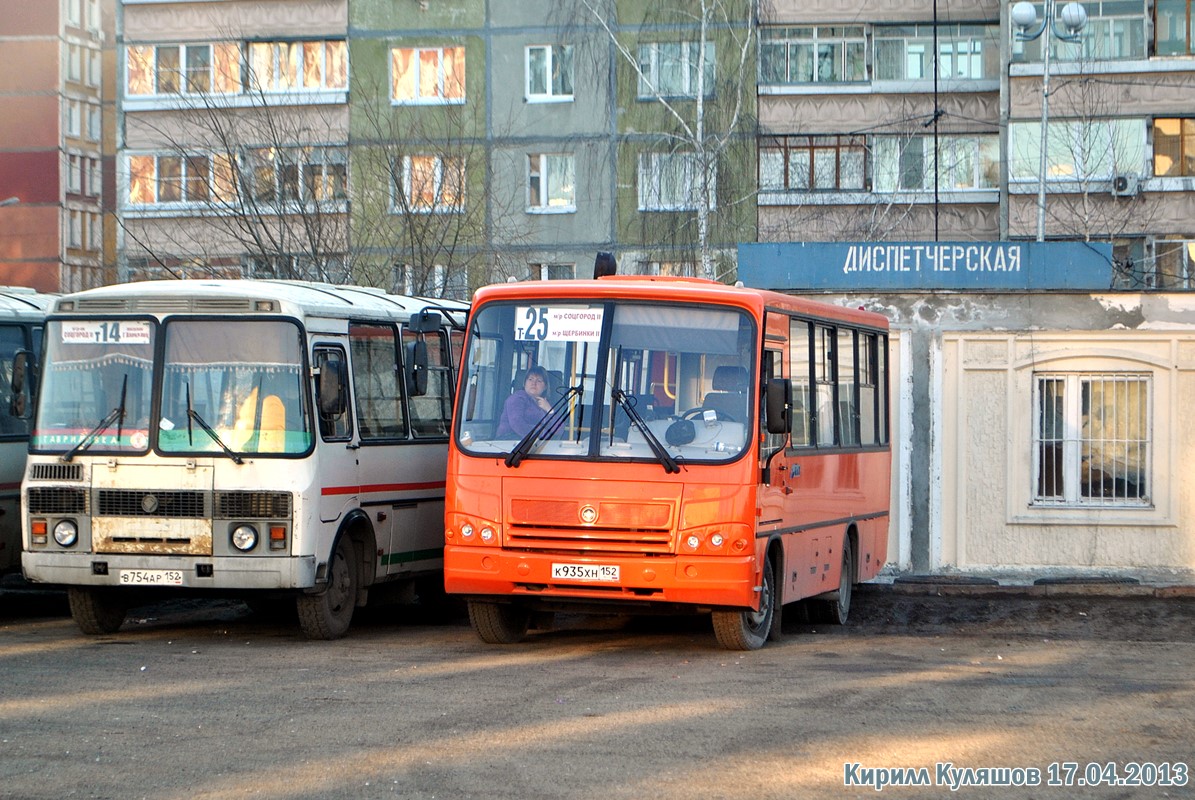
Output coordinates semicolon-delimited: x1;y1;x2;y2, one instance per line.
1010;119;1146;183
1032;372;1152;508
390;46;466;106
527;153;576;213
65;100;81;137
873;134;999;192
759;26;866;84
525;44;574;102
637;151;716;211
637;41;715;98
392;154;466;213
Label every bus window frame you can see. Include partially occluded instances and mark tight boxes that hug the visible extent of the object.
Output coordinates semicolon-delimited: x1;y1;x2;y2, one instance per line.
783;312;889;456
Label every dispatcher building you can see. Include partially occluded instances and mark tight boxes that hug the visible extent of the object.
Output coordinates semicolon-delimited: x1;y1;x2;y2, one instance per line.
740;240;1195;583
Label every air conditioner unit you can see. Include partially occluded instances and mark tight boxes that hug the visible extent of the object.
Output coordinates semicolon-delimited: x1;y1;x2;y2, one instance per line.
1111;173;1139;197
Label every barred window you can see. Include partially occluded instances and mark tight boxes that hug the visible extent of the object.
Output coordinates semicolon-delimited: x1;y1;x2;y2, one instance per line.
1035;374;1150;506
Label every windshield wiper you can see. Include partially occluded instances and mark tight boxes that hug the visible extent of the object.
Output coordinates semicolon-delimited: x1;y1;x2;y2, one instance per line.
611;388;680;474
61;375;127;463
505;385;582;468
185;381;244;465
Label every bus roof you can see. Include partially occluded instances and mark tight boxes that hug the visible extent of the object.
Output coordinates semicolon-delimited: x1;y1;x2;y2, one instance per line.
48;279;468;323
0;286;55;320
470;276;888;330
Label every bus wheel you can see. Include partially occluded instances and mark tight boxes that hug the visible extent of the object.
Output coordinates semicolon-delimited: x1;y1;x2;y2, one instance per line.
816;538;854;626
297;537;358;640
468;601;530;644
68;587;127;635
712;554;775;651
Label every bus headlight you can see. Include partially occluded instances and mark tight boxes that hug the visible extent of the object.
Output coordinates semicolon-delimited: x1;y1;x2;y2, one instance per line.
684;535;701;551
231;524;259;552
480;527;495;543
710;533;725;548
460;523;475;540
53;520;78;547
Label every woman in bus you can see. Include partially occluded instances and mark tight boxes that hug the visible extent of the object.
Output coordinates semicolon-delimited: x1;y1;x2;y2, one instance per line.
495;365;552;438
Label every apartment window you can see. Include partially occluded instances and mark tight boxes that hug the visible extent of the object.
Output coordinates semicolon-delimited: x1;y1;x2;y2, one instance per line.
1151;238;1195;289
530;263;576;280
526;45;573;101
391;46;465;104
638;152;715;211
1035;373;1150;506
393;155;465;212
1157;0;1194;53
759;27;865;84
637;41;715;97
87;104;101;142
68;45;82;82
396;263;467;299
65;100;81;137
126;43;244;96
527;154;575;212
89;158;102;197
89;212;102;250
248;41;347;92
1010;119;1146;182
874;24;997;80
66;0;81;27
247;147;347;205
637;261;696;277
88;50;101;88
874;135;999;191
86;0;99;32
760;135;867;191
128;153;239;206
68;155;83;194
1154;118;1195;177
1013;0;1145;61
248;254;349;283
68;210;82;247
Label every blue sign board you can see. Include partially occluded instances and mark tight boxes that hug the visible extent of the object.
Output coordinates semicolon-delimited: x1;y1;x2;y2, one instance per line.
737;241;1113;292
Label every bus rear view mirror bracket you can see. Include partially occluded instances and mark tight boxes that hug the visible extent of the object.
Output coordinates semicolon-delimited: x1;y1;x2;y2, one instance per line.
765;378;791;435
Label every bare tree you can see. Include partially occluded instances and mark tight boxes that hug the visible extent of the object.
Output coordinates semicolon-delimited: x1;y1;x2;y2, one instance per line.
555;0;758;281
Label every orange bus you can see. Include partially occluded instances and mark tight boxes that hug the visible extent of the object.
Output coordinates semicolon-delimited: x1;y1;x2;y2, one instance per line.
444;274;890;649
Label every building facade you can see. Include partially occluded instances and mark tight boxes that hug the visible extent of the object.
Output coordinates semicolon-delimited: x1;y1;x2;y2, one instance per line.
0;0;109;292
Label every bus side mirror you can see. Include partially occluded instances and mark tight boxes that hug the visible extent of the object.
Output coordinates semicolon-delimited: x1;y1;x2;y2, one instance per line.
765;378;791;434
407;310;442;334
317;357;346;417
405;340;428;397
10;350;29;417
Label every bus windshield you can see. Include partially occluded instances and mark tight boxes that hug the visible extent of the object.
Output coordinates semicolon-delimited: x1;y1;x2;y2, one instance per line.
34;319;156;454
158;320;311;456
456;301;756;465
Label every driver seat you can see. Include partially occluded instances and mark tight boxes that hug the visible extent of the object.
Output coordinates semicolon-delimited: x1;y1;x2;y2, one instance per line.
702;366;748;421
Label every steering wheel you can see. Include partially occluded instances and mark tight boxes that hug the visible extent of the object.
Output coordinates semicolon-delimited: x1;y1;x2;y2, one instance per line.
680;406;736;424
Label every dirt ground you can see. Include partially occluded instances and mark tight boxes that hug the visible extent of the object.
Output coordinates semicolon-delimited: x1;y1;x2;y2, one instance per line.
0;580;1192;799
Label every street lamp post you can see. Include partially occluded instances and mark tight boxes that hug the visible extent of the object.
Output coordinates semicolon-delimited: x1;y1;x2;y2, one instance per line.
1012;0;1087;242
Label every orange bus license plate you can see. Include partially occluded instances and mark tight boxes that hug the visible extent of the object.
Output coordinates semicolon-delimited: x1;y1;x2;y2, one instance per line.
551;563;619;582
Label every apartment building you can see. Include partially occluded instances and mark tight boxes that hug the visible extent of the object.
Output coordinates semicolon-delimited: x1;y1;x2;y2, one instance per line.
117;0;350;282
0;0;108;292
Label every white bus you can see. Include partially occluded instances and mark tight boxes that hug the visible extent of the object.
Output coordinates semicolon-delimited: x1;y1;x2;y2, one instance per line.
1;287;53;575
21;280;467;638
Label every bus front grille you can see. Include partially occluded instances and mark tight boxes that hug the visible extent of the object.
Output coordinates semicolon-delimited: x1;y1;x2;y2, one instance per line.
506;528;673;555
27;487;89;514
216;491;292;519
96;490;207;518
28;463;84;482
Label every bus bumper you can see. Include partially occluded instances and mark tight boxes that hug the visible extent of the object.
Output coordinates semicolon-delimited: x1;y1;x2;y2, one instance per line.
444;546;759;609
21;551;319;591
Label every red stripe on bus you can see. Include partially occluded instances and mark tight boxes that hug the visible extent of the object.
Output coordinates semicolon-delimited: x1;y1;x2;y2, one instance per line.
321;481;446;496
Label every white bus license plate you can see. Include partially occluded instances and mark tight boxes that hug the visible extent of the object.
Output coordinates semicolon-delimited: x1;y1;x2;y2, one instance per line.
119;569;184;586
551;563;619;582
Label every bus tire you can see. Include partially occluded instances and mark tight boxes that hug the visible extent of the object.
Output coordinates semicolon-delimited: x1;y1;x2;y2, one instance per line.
468;601;530;644
68;587;126;635
297;537;358;640
815;537;854;626
712;553;775;651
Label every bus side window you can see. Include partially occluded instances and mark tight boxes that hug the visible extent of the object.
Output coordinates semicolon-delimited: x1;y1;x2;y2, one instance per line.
788;319;813;446
350;323;407;441
403;327;452;438
314;346;352;441
761;349;786;458
0;324;29;435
